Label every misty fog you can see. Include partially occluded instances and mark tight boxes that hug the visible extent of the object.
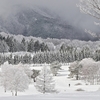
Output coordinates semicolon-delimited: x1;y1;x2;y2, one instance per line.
0;0;99;34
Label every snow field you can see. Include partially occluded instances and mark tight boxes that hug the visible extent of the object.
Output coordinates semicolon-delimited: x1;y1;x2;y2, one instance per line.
0;64;100;100
1;92;100;100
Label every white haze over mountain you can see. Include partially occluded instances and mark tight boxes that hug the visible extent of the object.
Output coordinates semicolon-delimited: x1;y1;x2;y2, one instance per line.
0;0;99;34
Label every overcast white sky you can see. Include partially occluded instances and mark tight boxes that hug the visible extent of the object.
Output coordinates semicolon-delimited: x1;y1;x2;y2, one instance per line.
0;0;99;33
0;0;79;15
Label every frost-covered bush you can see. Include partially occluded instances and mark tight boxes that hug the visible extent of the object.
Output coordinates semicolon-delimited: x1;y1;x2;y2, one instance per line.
75;83;82;86
76;88;84;91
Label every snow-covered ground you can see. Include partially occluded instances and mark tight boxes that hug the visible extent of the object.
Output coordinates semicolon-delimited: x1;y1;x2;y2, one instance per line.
1;92;100;100
0;64;100;100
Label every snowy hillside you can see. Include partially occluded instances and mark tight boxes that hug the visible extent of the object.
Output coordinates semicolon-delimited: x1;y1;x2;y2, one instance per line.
0;5;96;40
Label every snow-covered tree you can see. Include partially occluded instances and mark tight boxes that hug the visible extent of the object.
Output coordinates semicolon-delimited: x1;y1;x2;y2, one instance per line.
78;0;100;19
31;69;40;82
20;38;27;51
13;55;20;64
8;67;30;96
34;40;40;52
0;62;10;92
22;65;33;79
0;40;9;53
46;42;55;51
27;39;34;52
78;0;100;37
50;61;61;76
35;66;56;94
0;62;30;96
79;58;99;84
69;61;81;80
21;54;32;64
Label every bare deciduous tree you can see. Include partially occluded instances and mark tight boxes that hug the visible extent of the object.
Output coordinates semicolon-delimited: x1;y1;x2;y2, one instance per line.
35;66;56;94
78;0;100;19
0;62;30;96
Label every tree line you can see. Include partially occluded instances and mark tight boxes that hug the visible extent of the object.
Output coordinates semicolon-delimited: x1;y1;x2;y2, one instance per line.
0;45;99;65
0;34;49;53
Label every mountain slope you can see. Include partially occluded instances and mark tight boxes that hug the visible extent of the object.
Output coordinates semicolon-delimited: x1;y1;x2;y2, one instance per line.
0;6;97;41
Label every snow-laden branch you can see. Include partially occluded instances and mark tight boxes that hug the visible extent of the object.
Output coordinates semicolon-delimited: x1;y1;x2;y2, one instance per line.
77;0;100;19
85;29;97;37
94;21;100;26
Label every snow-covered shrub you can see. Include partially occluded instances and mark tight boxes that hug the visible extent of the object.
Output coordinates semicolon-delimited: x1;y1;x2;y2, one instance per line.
75;83;82;86
76;88;84;91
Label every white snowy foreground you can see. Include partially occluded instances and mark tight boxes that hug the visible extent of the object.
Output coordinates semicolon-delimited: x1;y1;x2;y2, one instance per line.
1;92;100;100
0;65;100;100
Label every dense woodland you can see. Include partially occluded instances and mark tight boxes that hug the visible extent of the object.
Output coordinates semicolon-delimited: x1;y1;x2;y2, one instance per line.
0;33;100;64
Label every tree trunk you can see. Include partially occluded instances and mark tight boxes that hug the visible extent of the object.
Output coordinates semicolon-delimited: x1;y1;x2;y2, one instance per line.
11;91;14;96
33;78;36;82
76;74;79;80
4;88;6;93
15;91;17;96
43;87;45;94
